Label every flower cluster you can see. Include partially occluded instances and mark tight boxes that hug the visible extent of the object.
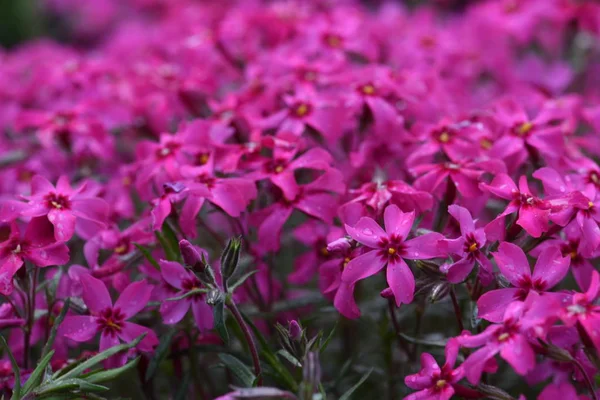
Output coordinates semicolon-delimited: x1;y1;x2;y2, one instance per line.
1;0;600;398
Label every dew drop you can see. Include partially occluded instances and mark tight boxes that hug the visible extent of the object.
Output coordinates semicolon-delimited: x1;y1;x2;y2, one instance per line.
363;228;373;235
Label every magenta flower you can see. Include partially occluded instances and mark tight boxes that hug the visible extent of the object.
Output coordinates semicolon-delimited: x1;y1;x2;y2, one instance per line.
248;147;334;201
159;260;213;332
459;299;544;384
412;158;505;199
60;274;159;366
481;174;552;238
179;160;257;237
439;205;493;284
16;175;108;241
340;179;433;217
334;204;445;318
554;271;600;353
404;339;477;400
477;242;569;323
0;217;70;295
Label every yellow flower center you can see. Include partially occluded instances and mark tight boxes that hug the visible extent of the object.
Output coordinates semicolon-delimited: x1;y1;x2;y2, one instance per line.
480;138;492;150
589;201;594;209
388;248;396;255
468;242;478;252
438;132;450;143
294;103;309;117
274;165;284;173
436;379;447;389
361;84;376;95
115;244;128;255
497;332;510;342
51;201;63;209
198;153;210;165
342;257;351;268
320;247;329;257
517;122;533;136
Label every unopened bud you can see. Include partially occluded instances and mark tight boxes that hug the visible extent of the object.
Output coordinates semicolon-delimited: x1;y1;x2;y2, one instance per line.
288;320;302;341
221;236;242;281
380;287;394;299
206;288;224;305
429;282;450;303
327;237;352;252
179;240;216;287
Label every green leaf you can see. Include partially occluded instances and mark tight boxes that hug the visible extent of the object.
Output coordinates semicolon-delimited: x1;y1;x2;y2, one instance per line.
21;350;55;395
276;350;301;368
155;222;179;261
227;270;258;293
34;379;108;396
398;333;447;348
59;334;145;380
174;372;191;400
134;244;160;271
83;357;140;384
213;299;229;345
338;368;373;400
218;354;256;387
145;330;176;381
41;298;70;360
241;313;297;391
319;322;338;353
165;288;209;302
0;335;20;399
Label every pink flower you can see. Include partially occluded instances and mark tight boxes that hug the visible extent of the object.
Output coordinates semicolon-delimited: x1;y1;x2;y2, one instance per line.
0;217;70;295
334;204;445;318
16;175;108;241
477;242;569;323
159;260;213;332
404;339;476;400
60;275;159;366
481;174;552;238
458;298;549;384
439;205;493;284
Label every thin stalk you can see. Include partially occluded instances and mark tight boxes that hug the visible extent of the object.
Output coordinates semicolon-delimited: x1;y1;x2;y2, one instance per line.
573;358;598;400
24;268;39;368
449;287;464;333
226;297;262;385
387;299;411;356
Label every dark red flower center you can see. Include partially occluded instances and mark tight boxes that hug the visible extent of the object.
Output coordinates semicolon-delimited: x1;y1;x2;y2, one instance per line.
511;121;534;137
378;234;406;263
44;192;71;210
291;102;312;118
98;308;125;335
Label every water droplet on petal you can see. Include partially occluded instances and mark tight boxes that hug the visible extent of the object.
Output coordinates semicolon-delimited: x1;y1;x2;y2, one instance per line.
363;228;373;235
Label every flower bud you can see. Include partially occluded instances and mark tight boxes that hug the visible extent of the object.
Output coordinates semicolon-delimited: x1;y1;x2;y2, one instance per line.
288;320;302;341
179;240;217;287
206;288;224;305
429;282;450;303
327;237;352;252
380;287;394;299
221;236;242;281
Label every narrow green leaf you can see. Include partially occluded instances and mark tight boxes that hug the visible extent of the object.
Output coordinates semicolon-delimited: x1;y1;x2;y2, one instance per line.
165;288;209;302
0;335;20;399
213;300;229;345
227;270;258;293
41;298;70;359
276;350;302;368
145;330;176;382
241;313;298;391
398;333;447;348
21;350;55;395
174;372;191;400
34;379;108;396
218;354;256;387
319;322;338;353
338;368;373;400
134;244;160;271
59;334;145;380
84;357;140;384
155;222;179;261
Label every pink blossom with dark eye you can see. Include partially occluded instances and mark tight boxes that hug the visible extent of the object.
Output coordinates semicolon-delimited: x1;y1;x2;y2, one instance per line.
5;175;109;242
59;274;158;367
158;260;213;333
477;242;569;323
404;339;479;400
0;217;69;295
439;204;493;284
334;204;445;318
481;174;554;239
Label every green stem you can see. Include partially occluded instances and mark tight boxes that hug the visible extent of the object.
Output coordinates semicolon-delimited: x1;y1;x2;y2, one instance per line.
226;297;262;385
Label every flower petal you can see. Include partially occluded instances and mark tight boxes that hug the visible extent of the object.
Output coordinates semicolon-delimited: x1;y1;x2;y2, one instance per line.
60;316;98;342
386;258;415;305
80;274;112;313
114;280;153;319
492;242;531;285
341;250;385;285
532;246;570;290
383;205;414;239
344;217;386;248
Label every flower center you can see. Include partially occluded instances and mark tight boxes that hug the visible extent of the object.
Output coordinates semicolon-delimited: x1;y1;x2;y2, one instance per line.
342;257;351;268
568;304;587;315
114;240;130;255
515;121;533;137
468;242;478;252
320;247;329;257
324;33;343;48
197;153;210;165
589;201;594;209
292;103;311;118
435;379;447;389
497;332;510;342
12;244;21;254
438;131;450;143
98;308;125;334
45;193;71;210
480;138;492;150
359;84;376;96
